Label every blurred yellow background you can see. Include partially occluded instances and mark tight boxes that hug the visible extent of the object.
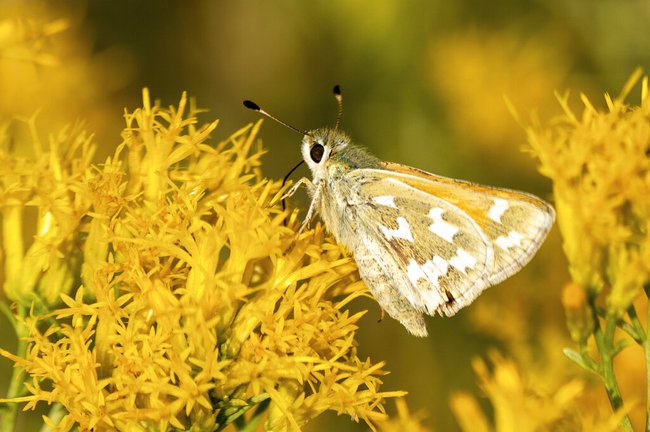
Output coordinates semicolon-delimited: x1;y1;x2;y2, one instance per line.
1;0;649;430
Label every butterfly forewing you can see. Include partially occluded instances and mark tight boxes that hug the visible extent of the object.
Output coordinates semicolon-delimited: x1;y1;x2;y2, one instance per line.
348;171;493;315
381;162;555;286
347;164;554;316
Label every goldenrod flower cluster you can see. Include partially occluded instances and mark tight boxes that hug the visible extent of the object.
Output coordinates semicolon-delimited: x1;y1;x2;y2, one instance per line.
0;90;404;431
529;71;650;312
4;5;649;431
447;72;650;432
525;70;650;430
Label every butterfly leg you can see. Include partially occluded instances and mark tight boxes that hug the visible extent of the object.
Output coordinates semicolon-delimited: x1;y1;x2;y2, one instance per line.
280;177;314;202
354;242;428;337
298;185;322;235
279;177;321;236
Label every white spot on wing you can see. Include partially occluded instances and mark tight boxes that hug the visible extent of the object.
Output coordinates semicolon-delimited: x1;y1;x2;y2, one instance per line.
407;258;427;285
407;256;450;310
406;256;448;289
449;248;477;274
380;217;413;242
428;208;459;243
373;195;397;208
488;199;509;223
421;256;449;288
495;230;524;251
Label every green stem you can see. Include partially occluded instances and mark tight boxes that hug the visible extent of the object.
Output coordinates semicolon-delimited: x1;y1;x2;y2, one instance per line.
592;310;633;431
643;302;650;432
0;305;29;432
627;305;646;343
238;397;270;432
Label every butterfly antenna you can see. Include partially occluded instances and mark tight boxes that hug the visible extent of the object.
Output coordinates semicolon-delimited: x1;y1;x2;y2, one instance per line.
243;100;310;136
333;85;343;130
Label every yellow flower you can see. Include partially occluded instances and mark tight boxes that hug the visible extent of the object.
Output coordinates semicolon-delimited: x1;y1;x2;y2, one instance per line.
524;70;650;431
429;29;570;160
450;352;622;432
0;90;405;431
375;399;428;432
0;116;93;306
526;70;650;312
0;2;132;148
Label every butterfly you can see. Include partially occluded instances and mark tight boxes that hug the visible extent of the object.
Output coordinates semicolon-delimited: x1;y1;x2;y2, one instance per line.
244;86;555;337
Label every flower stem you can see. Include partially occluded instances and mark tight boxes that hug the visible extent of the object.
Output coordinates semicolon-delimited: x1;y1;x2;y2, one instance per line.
0;305;28;432
645;298;650;432
591;303;633;431
621;306;645;344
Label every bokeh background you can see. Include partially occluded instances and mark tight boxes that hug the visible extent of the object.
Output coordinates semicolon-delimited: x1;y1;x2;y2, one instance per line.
1;0;649;430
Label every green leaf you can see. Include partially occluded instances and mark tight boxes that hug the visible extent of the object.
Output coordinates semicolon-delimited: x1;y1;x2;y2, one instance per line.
237;398;270;432
563;348;597;373
612;338;631;356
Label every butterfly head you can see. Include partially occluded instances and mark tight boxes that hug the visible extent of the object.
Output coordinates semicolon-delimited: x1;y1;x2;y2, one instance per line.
301;128;351;177
243;87;377;180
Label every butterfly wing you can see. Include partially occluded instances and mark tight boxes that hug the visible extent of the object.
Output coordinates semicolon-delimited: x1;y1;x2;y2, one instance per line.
346;163;554;316
381;162;556;286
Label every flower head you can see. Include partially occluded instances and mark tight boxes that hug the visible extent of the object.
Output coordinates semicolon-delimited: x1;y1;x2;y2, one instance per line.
0;90;403;431
526;70;650;315
450;352;621;432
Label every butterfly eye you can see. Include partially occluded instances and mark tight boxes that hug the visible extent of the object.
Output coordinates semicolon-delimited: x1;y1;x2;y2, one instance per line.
310;144;325;163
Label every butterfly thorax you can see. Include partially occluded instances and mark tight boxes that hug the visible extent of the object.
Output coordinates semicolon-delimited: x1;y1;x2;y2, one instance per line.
300;128;382;249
